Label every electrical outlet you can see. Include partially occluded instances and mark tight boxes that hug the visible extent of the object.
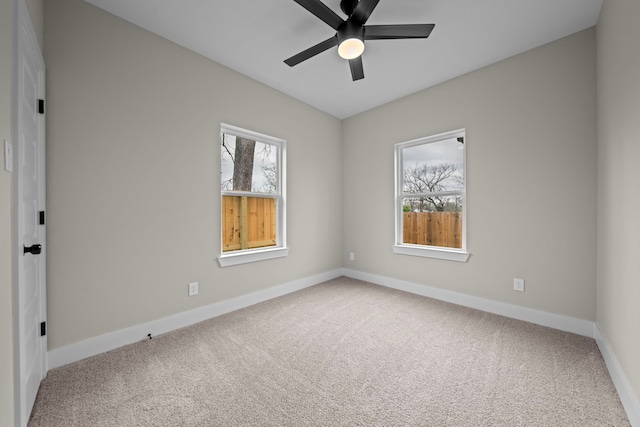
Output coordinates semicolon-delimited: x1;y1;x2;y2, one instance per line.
349;252;355;261
188;282;199;296
513;278;525;292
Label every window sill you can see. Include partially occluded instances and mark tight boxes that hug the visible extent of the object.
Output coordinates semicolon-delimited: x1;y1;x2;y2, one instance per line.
393;245;470;262
218;247;289;267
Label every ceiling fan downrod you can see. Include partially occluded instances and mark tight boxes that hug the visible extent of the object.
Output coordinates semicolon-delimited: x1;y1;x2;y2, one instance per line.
340;0;359;16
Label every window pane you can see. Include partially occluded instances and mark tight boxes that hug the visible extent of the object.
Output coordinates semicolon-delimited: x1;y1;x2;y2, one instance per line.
402;196;463;249
222;195;277;252
395;129;466;256
219;124;287;264
402;138;464;193
221;134;278;194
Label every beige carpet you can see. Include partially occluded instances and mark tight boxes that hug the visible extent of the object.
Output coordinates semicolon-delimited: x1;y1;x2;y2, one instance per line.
29;277;630;426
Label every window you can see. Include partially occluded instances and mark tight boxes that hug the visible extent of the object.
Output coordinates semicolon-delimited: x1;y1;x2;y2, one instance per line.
393;129;469;262
218;124;287;267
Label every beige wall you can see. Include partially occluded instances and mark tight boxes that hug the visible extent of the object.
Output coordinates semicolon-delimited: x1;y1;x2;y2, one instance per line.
45;5;600;351
1;0;15;423
597;0;640;402
44;0;343;349
343;29;598;320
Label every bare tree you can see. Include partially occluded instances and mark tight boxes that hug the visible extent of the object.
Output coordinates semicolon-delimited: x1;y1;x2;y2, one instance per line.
260;164;277;193
231;137;256;191
403;163;461;212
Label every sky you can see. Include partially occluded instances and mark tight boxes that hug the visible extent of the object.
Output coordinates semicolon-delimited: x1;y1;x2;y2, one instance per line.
402;137;463;169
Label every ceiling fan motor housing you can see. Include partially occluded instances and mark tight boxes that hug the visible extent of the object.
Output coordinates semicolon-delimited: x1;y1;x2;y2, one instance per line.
338;20;364;45
337;21;365;59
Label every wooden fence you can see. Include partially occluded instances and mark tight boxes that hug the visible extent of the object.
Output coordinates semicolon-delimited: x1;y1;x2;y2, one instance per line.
403;211;462;249
222;195;276;252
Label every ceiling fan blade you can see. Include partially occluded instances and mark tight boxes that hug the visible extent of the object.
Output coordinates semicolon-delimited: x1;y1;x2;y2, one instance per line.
364;24;435;40
293;0;345;30
284;36;338;67
349;56;364;81
351;0;380;25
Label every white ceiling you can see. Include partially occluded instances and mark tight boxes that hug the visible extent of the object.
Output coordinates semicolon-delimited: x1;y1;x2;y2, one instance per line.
82;0;603;119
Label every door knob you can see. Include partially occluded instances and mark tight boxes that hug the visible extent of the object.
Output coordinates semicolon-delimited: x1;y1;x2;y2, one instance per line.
23;244;42;255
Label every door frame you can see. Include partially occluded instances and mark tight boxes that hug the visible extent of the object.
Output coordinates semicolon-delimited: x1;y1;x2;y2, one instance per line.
12;0;47;425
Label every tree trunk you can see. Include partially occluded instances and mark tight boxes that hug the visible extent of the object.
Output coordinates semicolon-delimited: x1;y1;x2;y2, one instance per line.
233;138;256;191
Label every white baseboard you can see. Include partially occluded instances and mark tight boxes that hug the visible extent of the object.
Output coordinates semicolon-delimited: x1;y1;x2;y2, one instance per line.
47;268;639;425
342;268;640;425
48;269;343;369
595;325;640;427
341;268;595;337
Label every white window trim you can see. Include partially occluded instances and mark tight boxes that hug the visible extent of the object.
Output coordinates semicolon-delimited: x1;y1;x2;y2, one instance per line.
218;123;288;267
393;128;469;262
392;245;469;262
218;247;289;268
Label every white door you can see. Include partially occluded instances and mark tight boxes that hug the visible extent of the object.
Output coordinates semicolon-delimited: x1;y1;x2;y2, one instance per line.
14;1;47;425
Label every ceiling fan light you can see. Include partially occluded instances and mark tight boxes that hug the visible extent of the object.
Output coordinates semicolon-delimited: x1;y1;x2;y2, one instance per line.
338;37;365;59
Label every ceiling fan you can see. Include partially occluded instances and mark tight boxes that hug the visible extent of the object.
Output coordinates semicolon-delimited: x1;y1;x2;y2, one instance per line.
284;0;435;81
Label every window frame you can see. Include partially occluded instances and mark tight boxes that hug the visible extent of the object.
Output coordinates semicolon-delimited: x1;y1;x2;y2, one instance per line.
393;129;469;262
218;123;288;267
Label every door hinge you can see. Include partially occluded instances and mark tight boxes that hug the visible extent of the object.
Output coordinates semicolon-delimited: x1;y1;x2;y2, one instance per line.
39;210;45;225
40;321;46;337
38;99;45;115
